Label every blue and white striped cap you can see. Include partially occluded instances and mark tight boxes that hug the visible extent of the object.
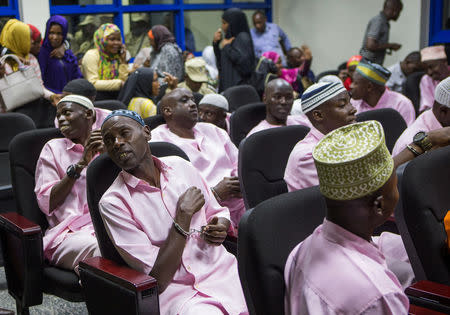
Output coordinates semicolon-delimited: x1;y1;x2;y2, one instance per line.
301;81;347;114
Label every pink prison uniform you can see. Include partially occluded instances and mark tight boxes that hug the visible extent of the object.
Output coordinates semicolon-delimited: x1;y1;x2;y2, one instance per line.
284;126;324;192
99;156;247;315
351;89;416;126
151;122;245;230
419;72;450;112
246;115;312;137
284;219;409;315
392;109;442;157
35;138;100;270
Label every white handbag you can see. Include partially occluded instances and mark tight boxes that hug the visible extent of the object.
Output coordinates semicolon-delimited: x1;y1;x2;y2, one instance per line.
0;54;44;111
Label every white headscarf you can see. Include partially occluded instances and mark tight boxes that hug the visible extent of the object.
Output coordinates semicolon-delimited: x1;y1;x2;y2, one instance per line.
202;45;218;81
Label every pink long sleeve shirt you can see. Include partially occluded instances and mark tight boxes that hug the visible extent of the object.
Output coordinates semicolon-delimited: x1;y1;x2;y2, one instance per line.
99;156;247;315
392;109;442;157
419;72;450;112
284;219;409;315
246;114;312;137
34;138;96;259
351;89;416;126
150;122;245;229
283;126;324;192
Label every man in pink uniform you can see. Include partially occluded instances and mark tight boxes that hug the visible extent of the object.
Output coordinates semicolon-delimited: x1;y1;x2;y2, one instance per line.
99;110;247;315
419;45;450;113
393;77;450;156
284;81;357;192
284;121;409;315
151;88;244;231
247;78;311;137
35;95;101;272
351;61;416;126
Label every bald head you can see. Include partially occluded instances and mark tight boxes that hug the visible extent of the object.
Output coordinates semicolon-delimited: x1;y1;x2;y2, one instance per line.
264;78;293;98
160;88;198;129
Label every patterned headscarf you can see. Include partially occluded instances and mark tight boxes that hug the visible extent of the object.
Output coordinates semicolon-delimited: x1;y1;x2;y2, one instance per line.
93;23;122;80
0;19;31;59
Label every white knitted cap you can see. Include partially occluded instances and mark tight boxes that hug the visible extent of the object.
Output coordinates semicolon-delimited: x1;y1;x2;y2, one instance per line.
434;76;450;107
199;93;229;111
318;75;342;84
57;94;94;111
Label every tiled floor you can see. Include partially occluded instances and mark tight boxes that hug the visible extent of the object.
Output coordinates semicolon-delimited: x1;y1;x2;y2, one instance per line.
0;267;88;315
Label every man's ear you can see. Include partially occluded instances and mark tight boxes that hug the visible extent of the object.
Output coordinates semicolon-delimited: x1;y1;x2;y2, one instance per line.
85;109;96;123
143;125;151;141
372;195;384;216
311;109;324;122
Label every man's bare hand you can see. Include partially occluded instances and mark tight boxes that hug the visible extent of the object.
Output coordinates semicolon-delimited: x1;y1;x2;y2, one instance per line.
213;176;241;201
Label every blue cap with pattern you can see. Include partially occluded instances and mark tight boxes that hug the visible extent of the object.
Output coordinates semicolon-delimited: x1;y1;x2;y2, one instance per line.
102;109;146;127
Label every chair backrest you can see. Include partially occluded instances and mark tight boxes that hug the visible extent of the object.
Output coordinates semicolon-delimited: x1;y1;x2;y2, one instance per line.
238;125;310;209
222;84;260;112
94;100;127;111
356;108;407;153
229;102;266;147
0;113;36;189
315;70;339;82
86;142;189;264
397;146;450;285
403;71;425;116
144;114;166;130
9;128;63;229
238;186;327;315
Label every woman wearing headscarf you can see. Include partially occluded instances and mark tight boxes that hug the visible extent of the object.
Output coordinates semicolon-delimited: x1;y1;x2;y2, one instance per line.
38;15;82;95
118;67;159;118
28;24;42;57
147;25;183;81
213;8;255;92
0;19;57;113
81;23;128;100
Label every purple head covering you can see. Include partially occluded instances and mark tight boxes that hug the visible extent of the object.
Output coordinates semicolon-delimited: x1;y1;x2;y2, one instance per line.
38;15;82;94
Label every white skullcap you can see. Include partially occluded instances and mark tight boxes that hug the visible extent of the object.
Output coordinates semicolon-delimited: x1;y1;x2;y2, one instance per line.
290;98;303;115
301;81;347;114
199;93;229;111
435;76;450;107
319;75;342;84
57;94;95;111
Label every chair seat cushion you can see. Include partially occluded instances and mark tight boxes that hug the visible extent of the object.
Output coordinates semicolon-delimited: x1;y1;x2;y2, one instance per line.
43;266;84;302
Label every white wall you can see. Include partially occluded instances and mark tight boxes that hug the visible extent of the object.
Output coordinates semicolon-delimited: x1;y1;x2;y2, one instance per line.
19;0;50;35
273;0;422;75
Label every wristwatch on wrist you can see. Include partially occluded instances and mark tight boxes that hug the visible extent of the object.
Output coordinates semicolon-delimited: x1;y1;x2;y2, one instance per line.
413;131;432;152
66;164;83;179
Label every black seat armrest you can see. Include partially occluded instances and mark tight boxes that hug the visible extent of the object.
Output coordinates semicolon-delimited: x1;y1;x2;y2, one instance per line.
79;256;160;315
0;212;44;308
406;280;450;314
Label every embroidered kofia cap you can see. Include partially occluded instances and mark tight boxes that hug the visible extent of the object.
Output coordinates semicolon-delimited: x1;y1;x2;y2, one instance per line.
301;81;347;114
435;76;450;107
421;45;447;62
313;120;394;201
355;61;391;86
